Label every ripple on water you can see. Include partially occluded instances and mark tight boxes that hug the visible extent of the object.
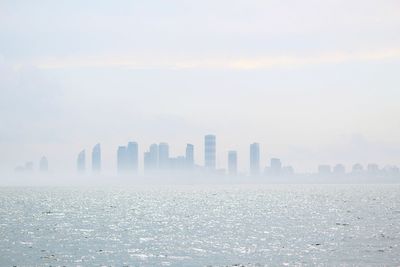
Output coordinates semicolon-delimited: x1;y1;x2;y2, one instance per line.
0;184;399;266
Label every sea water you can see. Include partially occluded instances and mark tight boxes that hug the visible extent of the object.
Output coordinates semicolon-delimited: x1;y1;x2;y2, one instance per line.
0;184;399;266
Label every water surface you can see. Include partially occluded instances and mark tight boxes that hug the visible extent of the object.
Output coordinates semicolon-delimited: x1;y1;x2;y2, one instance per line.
0;184;399;266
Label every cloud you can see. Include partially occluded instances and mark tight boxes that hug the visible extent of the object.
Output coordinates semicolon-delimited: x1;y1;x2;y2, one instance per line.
30;48;400;71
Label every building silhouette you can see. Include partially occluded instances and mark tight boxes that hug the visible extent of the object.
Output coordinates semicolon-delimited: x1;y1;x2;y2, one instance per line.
282;165;294;175
126;142;139;172
204;135;216;169
318;164;331;175
367;163;379;175
77;150;86;172
117;146;127;173
250;143;260;175
15;161;34;172
333;164;345;175
270;158;282;175
352;163;364;173
144;143;158;172
228;150;237;175
39;156;48;172
384;165;399;176
185;144;194;169
25;161;34;172
158;142;170;170
92;143;101;172
169;156;186;170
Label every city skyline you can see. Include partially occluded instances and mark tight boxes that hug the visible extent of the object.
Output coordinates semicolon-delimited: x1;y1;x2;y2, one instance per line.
1;1;400;175
12;134;400;178
1;2;399;266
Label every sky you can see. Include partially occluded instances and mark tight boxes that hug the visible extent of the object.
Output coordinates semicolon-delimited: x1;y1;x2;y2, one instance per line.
0;0;400;174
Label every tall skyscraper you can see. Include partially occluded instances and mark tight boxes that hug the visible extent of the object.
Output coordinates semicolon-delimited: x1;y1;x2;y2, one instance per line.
204;134;216;169
39;156;48;172
126;141;139;172
270;158;282;175
158;142;170;170
117;146;127;173
250;143;260;175
228;150;237;175
185;144;194;169
92;143;101;172
77;150;85;173
144;143;158;172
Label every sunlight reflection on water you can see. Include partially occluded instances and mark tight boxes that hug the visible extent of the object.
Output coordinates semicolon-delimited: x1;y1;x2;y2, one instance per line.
0;184;399;266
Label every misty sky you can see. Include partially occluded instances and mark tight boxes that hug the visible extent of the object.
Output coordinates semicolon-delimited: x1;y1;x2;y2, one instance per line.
1;0;400;173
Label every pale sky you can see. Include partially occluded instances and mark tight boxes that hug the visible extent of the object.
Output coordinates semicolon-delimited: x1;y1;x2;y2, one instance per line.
1;0;400;173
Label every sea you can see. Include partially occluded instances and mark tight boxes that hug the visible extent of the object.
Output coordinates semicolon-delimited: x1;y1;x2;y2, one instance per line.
0;184;399;266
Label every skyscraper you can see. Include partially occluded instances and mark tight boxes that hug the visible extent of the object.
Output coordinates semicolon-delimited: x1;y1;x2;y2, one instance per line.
158;142;170;170
126;141;139;172
250;143;260;176
77;150;85;173
270;158;282;175
117;146;127;173
92;143;101;172
144;143;158;172
39;156;48;172
228;150;237;175
185;144;194;169
204;134;216;169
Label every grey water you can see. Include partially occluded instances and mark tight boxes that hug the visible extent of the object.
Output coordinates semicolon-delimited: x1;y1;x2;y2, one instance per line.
0;184;399;266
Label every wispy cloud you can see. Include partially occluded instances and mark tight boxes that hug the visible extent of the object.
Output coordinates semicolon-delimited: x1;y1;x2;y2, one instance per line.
32;48;400;70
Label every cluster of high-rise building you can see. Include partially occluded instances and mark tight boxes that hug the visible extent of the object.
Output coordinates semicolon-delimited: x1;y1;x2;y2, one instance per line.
317;163;400;176
73;135;292;176
14;156;48;173
13;134;400;178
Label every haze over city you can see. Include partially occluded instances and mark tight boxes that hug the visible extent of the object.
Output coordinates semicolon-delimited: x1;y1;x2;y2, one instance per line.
2;1;400;266
1;0;400;175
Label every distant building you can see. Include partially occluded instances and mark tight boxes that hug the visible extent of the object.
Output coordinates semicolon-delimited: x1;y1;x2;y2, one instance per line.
39;156;48;172
318;164;331;175
204;135;216;169
158;142;170;170
92;143;101;172
384;165;399;176
333;164;345;175
117;146;127;173
14;165;25;172
250;143;260;176
228;150;237;175
185;144;194;169
270;158;282;175
15;161;34;172
126;142;139;172
282;165;294;175
169;156;186;171
25;161;34;172
352;163;364;173
144;144;158;172
367;163;379;175
77;150;86;173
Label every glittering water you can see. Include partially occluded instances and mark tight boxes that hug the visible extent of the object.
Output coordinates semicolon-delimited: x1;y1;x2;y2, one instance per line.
0;184;399;266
